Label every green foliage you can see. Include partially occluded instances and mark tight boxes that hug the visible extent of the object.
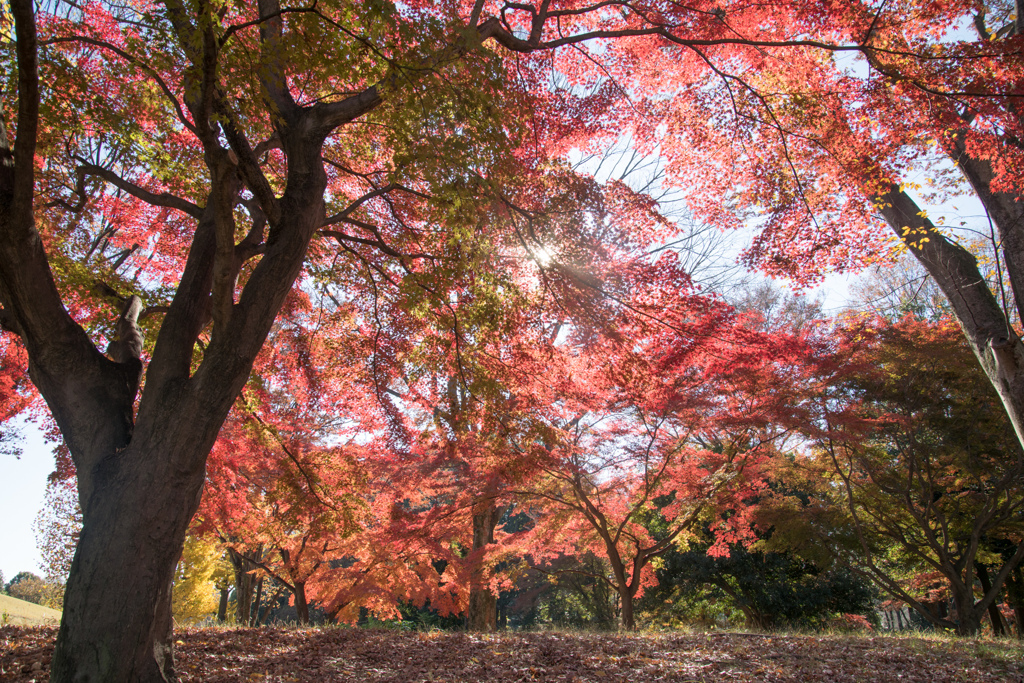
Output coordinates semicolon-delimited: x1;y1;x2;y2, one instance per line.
784;317;1024;633
538;558;617;631
361;601;465;631
639;544;876;630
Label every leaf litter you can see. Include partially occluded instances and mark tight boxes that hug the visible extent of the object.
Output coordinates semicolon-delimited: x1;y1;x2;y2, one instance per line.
2;626;1022;682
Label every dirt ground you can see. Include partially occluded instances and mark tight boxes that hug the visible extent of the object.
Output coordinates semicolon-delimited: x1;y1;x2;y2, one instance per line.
3;625;1022;682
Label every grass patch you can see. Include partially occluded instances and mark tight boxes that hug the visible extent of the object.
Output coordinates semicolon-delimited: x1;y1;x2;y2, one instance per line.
0;595;61;627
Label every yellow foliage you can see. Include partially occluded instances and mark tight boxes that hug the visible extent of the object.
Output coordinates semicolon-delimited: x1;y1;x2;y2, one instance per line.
171;535;232;625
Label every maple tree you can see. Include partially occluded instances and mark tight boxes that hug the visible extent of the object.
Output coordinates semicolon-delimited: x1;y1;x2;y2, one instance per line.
196;313;387;626
508;281;812;630
5;0;1018;678
782;316;1024;636
606;1;1024;454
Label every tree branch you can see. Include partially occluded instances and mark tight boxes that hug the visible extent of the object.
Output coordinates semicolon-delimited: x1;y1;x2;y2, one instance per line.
77;163;203;219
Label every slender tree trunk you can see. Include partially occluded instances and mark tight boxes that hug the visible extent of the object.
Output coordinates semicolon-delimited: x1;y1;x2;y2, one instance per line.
876;186;1024;449
251;577;264;627
467;500;503;632
977;564;1006;636
216;588;229;623
1006;564;1024;639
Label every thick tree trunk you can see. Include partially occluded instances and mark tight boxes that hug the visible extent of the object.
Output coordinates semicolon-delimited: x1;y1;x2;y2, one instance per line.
49;423;211;681
955;610;983;637
951;582;983;637
467;500;503;632
294;581;310;625
619;588;635;631
467;587;497;632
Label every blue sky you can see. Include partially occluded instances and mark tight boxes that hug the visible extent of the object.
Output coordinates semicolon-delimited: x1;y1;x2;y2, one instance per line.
1;419;55;582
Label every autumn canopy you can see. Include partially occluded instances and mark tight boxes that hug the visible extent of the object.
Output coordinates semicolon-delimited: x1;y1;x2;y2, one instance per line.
1;0;1023;681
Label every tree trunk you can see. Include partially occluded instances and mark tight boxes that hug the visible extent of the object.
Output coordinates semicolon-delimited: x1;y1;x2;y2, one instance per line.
951;583;983;637
216;588;229;623
294;581;309;625
1006;564;1024;639
977;564;1006;636
876;185;1024;451
251;577;264;627
229;548;256;627
49;427;211;681
955;610;983;637
619;588;635;631
467;500;503;632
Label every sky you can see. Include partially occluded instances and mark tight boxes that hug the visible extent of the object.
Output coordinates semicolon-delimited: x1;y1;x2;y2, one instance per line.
1;418;56;582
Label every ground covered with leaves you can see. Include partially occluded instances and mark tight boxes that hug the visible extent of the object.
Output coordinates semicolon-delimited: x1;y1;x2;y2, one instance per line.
3;625;1023;682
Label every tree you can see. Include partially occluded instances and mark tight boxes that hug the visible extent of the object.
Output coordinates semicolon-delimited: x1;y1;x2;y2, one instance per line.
6;570;61;607
850;255;950;323
513;286;807;630
170;534;231;625
5;0;1003;678
34;476;82;599
790;316;1024;635
613;1;1024;460
642;541;876;631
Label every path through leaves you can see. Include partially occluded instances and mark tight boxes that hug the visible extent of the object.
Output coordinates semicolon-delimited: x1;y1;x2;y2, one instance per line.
3;626;1022;682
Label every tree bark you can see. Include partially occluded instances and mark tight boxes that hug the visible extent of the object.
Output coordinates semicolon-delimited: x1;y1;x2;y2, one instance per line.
875;185;1024;450
947;138;1024;326
216;588;228;623
251;577;264;627
467;500;504;631
228;548;257;627
948;576;983;637
619;587;636;631
294;581;309;626
49;416;214;681
977;564;1006;636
